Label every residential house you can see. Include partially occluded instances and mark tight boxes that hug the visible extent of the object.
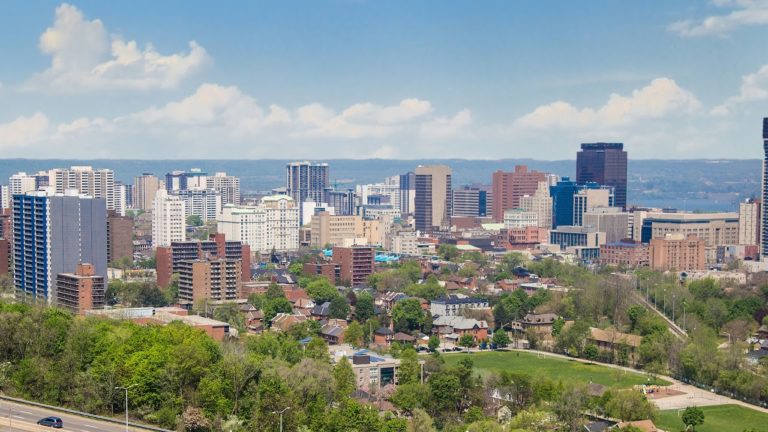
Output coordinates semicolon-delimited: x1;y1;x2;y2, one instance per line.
270;313;307;332
430;294;490;317
374;327;395;346
432;315;489;342
587;327;642;363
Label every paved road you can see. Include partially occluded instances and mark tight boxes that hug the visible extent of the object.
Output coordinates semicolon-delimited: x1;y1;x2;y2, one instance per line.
0;398;153;432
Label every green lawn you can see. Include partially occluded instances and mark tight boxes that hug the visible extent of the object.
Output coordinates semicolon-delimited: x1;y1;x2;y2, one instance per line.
656;405;768;432
440;351;668;389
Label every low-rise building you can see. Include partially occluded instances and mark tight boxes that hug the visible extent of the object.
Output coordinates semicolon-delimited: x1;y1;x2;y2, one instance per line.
649;233;706;271
332;246;375;287
55;263;105;315
432;315;489;342
599;240;649;267
430;295;489;317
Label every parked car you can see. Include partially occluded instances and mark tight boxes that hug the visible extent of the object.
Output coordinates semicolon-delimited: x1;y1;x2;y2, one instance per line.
37;417;63;428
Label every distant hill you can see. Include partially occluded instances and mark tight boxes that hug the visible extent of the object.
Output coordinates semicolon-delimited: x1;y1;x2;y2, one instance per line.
0;158;759;212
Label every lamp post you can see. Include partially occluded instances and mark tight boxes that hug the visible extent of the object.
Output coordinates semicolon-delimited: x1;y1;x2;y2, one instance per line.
115;384;137;432
272;407;290;432
663;288;667;316
672;295;676;323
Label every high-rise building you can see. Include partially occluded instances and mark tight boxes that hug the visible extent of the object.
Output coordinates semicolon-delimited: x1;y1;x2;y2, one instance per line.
491;165;546;222
48;166;117;211
550;177;581;228
357;176;401;213
286;162;329;224
55;263;106;315
107;210;133;265
583;207;629;244
762;117;768;258
649;234;705;271
332;245;375;287
414;165;452;232
503;209;539;229
576;143;628;210
155;233;250;288
206;172;241;208
399;172;416;215
152;190;186;248
113;182;128;216
8;172;39;196
13;192;108;303
573;187;614;227
326;188;356;216
165;169;207;192
218;196;300;253
452;186;487;217
739;198;761;246
519;181;553;229
178;258;242;303
132;173;163;211
174;189;221;222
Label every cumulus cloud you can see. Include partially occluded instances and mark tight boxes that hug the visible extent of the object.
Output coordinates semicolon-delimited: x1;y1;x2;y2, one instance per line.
712;63;768;115
668;0;768;37
0;113;50;149
0;83;470;157
26;3;209;91
514;78;700;130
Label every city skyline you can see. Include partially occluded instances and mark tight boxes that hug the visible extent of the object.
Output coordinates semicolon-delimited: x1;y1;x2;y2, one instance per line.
0;1;767;160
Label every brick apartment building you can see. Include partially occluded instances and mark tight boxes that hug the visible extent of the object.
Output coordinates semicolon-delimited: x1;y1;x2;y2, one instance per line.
649;234;706;271
107;210;133;264
178;258;242;303
156;233;250;288
599;240;650;268
332;246;374;287
55;263;106;315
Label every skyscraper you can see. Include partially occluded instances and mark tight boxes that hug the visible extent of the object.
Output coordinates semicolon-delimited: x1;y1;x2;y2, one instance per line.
491;165;546;222
520;181;553;228
13;192;108;303
452;186;487;217
399;172;415;215
286;162;329;224
48;166;117;211
414;165;452;232
132;173;163;211
576;143;628;210
206;172;241;208
761;118;768;258
152;190;187;248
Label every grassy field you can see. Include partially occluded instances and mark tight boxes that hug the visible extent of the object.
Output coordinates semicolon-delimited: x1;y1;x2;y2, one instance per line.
440;351;669;389
656;405;768;432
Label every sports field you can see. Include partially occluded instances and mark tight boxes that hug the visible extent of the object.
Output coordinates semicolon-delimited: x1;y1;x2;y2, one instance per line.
441;351;669;389
656;404;768;432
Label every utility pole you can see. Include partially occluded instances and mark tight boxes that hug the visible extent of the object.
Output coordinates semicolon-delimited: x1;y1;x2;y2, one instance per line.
115;384;137;432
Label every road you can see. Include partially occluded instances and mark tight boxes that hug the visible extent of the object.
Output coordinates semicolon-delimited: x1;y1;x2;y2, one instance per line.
0;398;158;432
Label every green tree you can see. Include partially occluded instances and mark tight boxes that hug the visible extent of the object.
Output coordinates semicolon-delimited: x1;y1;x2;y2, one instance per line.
492;329;510;348
392;299;425;333
397;348;420;385
459;334;475;351
407;408;436;432
552;317;565;336
344;321;364;348
306;279;339;304
438;244;460;261
333;357;355;401
554;385;588;432
288;262;304;276
329;295;350;319
681;406;705;431
428;372;462;414
604;390;656;421
627;305;647;332
186;215;203;227
428;336;440;352
354;292;375;322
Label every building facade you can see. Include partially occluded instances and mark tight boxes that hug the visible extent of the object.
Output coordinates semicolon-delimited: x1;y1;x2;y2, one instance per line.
55;263;105;315
583;207;629;244
286;161;329;224
599;241;649;268
155;234;250;288
503;209;539;229
107;210;133;264
47;166;117;211
519;181;553;229
649;233;706;271
452;186;487;217
414;165;452;232
491;165;546;222
132;173;163;211
740;198;761;246
763;117;768;258
332;246;375;287
174;189;221;222
178;258;242;303
13;192;108;303
640;212;739;248
576;143;628;210
152;190;187;248
206;172;241;208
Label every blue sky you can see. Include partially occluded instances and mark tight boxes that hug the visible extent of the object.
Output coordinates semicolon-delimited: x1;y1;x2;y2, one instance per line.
1;1;767;159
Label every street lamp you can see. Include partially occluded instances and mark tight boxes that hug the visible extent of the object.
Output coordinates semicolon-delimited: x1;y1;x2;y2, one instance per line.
672;295;676;323
272;407;290;432
115;384;137;432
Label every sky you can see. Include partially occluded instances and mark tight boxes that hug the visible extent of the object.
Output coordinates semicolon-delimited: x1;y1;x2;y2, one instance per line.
0;0;767;160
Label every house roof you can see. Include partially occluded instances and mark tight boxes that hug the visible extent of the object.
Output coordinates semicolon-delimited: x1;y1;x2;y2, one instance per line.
615;420;658;432
432;295;488;306
393;332;416;342
589;327;642;348
433;315;488;330
522;313;558;324
375;327;394;335
311;301;331;316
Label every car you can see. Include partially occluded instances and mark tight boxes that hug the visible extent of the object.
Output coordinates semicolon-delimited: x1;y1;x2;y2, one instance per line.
37;417;63;428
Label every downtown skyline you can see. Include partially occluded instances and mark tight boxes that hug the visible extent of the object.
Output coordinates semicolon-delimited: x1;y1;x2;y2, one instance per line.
0;1;768;160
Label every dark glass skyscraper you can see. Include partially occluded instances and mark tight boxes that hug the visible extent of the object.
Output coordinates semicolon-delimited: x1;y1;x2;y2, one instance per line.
576;143;627;210
761;118;768;257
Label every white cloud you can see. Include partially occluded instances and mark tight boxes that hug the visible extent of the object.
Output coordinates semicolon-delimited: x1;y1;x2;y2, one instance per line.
420;109;473;140
668;0;768;37
712;63;768;115
26;3;209;91
0;113;51;149
514;78;700;130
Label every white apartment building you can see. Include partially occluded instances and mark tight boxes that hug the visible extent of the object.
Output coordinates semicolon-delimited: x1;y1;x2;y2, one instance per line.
174;189;221;222
113;183;128;216
48;166;117;211
520;181;553;228
389;231;419;255
503;209;539;229
357;176;401;210
9;172;39;196
216;195;299;253
152;190;186;248
206;172;241;208
573;188;612;227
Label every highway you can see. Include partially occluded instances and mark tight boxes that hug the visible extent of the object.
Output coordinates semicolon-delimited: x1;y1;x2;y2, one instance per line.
0;398;162;432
